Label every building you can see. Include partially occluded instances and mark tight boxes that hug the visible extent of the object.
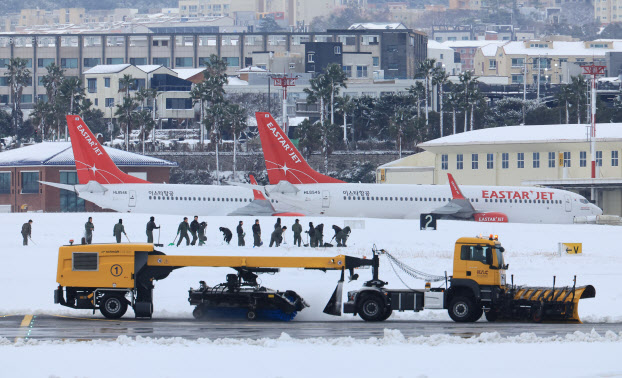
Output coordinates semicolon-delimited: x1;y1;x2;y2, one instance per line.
377;123;622;215
0;28;427;109
56;8;86;25
595;0;622;24
432;26;474;43
440;40;505;72
473;40;620;85
427;40;462;75
449;0;482;10
0;142;176;213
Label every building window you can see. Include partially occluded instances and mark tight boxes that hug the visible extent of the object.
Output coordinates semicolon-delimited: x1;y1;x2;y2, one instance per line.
175;57;193;67
104;77;110;88
357;66;368;78
580;151;586;167
511;58;524;67
21;94;32;103
533;152;540;168
0;77;7;86
223;57;239;67
60;58;78;68
83;58;100;68
596;151;602;166
152;57;170;67
472;154;478;169
517;152;524;168
130;58;147;65
489;59;497;69
612;151;619;166
548;152;555;168
166;98;193;109
457;154;463;170
441;154;448;170
0;172;10;194
106;58;124;65
511;74;524;84
87;78;97;93
334;46;341;55
372;56;379;67
487;153;494;169
501;153;509;169
563;151;571;167
21;172;39;194
105;98;114;107
60;171;84;212
37;58;55;68
342;66;352;78
307;53;314;63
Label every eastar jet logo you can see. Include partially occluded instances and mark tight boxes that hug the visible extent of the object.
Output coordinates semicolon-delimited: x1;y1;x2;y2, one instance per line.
265;121;301;164
75;117;104;156
481;190;554;200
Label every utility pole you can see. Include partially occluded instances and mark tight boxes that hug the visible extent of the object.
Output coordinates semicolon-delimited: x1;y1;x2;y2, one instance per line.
581;63;606;202
522;60;528;124
271;74;298;135
536;55;541;100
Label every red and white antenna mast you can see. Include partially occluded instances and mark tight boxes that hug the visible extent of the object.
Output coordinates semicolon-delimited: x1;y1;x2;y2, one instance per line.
581;64;605;179
272;74;298;135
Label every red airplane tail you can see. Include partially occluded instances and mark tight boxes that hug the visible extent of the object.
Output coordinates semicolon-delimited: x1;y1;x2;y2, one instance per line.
255;112;343;185
66;115;150;184
249;175;266;200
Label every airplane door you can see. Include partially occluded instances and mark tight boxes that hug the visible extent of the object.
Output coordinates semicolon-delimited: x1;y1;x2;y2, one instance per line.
564;194;571;212
322;190;330;208
129;190;137;207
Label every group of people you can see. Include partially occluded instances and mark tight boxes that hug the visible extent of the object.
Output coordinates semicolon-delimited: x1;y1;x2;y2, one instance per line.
20;215;351;248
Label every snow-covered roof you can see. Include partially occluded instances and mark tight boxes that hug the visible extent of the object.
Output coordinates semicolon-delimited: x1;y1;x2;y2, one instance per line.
427;40;454;51
172;68;204;80
288;117;307;126
480;43;501;57
226;77;248;86
348;22;407;30
0;142;176;167
440;40;505;49
136;65;163;73
84;64;131;74
419;123;622;148
501;40;622;57
238;66;267;72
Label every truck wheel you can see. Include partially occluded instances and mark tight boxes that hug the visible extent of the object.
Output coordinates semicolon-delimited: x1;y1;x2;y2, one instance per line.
358;295;385;322
448;296;476;323
247;310;257;321
193;306;206;319
485;311;499;322
100;295;128;319
379;308;393;321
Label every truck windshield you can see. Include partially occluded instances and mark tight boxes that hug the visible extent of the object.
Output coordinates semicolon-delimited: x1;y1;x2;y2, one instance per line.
495;247;505;268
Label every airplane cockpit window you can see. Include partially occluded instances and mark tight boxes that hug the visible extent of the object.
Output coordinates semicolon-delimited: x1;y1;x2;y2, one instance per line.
579;198;589;204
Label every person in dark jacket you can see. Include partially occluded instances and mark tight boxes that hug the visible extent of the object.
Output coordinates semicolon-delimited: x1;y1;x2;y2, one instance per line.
292;219;302;247
84;217;94;244
336;226;351;247
270;226;287;247
315;223;324;247
236;221;245;246
146;216;160;243
274;217;283;244
113;219;126;243
252;219;262;247
219;227;233;244
190;216;199;245
21;219;32;246
331;225;342;244
177;217;190;247
198;221;208;246
307;222;316;247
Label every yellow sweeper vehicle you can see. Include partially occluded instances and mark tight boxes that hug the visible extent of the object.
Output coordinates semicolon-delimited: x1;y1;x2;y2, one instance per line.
54;236;595;322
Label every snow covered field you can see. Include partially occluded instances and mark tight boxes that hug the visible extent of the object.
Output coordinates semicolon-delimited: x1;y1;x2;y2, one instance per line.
1;212;621;377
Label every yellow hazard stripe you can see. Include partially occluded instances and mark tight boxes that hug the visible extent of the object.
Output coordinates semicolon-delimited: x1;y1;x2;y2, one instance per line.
14;314;35;343
19;315;33;327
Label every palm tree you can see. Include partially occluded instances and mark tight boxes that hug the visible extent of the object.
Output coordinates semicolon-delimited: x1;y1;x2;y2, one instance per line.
115;96;138;151
5;58;32;138
225;103;247;176
459;71;479;131
118;74;134;100
59;77;84;140
407;81;425;118
324;63;347;124
432;67;450;137
570;75;588;124
556;84;573;124
338;94;355;148
135;87;158;144
416;58;436;126
134;109;155;154
30;100;52;141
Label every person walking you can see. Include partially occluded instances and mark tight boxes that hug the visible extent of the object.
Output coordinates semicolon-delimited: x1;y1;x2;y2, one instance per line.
146;216;160;243
270;226;287;247
274;217;283;244
21;219;32;246
315;224;324;247
190;216;199;246
252;219;262;247
113;219;127;243
307;222;316;247
236;221;245;246
84;217;95;244
177;217;190;247
198;221;208;246
292;219;302;247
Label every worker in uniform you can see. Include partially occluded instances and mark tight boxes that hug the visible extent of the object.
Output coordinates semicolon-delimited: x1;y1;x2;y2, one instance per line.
332;225;342;245
146;216;160;243
198;221;208;246
315;223;324;247
274;217;283;244
113;219;127;243
21;219;32;246
190;216;200;246
270;226;287;247
292;219;302;247
219;227;233;244
177;217;190;247
307;222;316;247
336;226;351;247
84;217;95;244
237;221;245;246
252;219;262;247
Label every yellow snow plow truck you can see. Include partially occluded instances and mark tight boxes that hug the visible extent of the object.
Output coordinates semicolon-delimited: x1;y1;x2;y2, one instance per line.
343;235;595;322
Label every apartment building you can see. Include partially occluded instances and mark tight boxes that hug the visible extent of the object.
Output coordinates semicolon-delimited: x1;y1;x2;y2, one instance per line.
0;28;426;109
439;40;505;71
473;40;618;85
594;0;619;24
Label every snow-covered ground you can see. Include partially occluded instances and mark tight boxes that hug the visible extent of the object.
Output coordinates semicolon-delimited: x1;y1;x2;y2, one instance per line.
1;212;621;377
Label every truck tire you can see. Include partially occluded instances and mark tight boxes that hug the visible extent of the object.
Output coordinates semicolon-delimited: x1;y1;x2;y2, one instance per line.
485;310;499;322
379;307;393;321
471;307;483;321
193;306;206;319
448;296;476;323
100;295;128;319
358;294;385;322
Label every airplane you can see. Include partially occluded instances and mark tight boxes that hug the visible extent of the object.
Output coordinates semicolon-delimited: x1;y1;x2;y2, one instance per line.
40;115;298;216
246;112;603;223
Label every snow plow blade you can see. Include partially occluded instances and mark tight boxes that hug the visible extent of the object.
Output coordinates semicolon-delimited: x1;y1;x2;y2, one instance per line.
510;284;596;323
323;269;345;316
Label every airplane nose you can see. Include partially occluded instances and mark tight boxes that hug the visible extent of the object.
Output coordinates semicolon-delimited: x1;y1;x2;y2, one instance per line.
592;204;603;216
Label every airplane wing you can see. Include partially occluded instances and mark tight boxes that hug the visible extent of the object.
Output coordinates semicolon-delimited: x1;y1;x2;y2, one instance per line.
39;180;108;194
227;175;305;217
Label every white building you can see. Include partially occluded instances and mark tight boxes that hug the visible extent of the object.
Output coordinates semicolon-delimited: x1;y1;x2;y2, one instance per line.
377;123;622;215
427;40;461;75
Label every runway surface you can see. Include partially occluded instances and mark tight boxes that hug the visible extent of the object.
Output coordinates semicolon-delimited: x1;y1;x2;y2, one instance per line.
2;315;621;341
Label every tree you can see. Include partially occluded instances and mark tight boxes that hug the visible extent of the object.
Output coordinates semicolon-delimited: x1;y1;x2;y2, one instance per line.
445;82;461;134
117;74;136;149
135;87;158;144
408;81;425;118
30;100;53;141
432;67;450;137
324;63;347;124
40;63;64;140
337;94;355;148
224;103;247;176
459;71;479;131
5;58;32;139
416;58;436;126
258;15;282;32
59;77;85;139
293;119;321;161
556;84;573;124
134;109;156;154
570;75;588;124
